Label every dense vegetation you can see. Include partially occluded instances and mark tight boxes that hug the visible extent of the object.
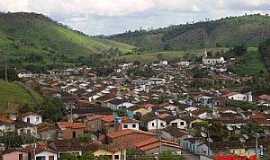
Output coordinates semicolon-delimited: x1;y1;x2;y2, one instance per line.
259;39;270;72
0;12;134;70
110;14;270;51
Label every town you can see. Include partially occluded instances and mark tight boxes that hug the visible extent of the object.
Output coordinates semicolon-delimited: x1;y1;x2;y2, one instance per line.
1;48;269;160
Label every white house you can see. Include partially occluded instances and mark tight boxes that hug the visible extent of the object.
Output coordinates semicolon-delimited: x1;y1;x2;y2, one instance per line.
169;119;187;130
34;150;58;160
177;61;190;66
22;113;42;125
16;121;38;137
224;92;253;102
147;119;167;130
121;119;140;130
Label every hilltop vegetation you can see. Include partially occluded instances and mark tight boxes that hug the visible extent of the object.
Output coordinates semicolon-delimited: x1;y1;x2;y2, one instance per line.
0;12;134;70
110;14;270;51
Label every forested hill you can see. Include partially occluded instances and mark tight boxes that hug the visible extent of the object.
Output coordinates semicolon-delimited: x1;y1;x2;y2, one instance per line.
109;14;270;51
0;12;134;69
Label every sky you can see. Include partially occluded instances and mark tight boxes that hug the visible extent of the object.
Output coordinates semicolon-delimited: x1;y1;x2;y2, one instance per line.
0;0;269;35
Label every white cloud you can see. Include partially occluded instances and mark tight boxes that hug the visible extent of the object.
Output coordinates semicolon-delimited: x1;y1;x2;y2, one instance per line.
0;0;269;17
0;0;269;35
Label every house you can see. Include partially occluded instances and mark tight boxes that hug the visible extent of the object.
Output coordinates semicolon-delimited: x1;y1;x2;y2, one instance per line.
22;112;42;125
93;144;127;160
57;122;86;140
49;140;83;158
140;113;168;130
161;126;189;143
223;92;253;102
0;117;15;135
121;118;139;130
1;149;29;160
181;137;205;155
84;115;104;132
34;148;58;160
105;98;126;110
168;118;188;130
16;120;38;137
146;118;167;130
107;129;181;155
197;96;216;108
136;138;182;155
38;123;57;140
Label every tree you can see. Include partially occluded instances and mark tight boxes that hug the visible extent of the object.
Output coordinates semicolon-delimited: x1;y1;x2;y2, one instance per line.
231;44;247;56
159;151;184;160
61;152;110;160
0;131;37;148
40;97;65;122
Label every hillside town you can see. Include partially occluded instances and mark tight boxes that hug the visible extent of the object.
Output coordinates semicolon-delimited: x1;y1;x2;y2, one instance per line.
0;49;269;160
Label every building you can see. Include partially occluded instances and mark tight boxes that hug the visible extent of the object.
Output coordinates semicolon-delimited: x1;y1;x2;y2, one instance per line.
22;112;43;125
1;149;29;160
57;122;86;140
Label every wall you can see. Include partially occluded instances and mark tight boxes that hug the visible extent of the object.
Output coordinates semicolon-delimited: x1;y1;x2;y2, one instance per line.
147;119;167;130
2;151;28;160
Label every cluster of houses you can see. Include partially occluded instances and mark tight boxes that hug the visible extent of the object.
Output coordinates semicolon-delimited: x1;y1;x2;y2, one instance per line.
2;50;270;160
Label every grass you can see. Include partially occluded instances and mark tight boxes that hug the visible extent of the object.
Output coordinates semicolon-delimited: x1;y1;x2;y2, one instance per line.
0;12;135;68
0;80;43;112
231;47;267;75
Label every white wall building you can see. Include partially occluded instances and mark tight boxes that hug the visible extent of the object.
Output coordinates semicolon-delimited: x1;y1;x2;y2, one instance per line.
35;150;57;160
147;119;167;130
169;119;187;130
22;113;42;125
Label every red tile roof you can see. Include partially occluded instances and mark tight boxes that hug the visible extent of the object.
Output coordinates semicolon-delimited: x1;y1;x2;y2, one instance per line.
57;122;86;129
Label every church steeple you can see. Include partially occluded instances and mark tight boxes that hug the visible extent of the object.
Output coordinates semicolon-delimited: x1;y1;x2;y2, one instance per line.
204;49;208;58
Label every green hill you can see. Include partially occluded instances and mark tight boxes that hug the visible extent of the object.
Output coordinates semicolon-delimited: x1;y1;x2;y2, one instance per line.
0;80;43;112
110;14;270;51
0;12;134;69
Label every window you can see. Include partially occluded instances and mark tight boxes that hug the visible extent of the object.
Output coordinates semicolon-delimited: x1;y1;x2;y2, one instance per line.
36;156;46;160
19;154;23;160
160;123;164;127
72;131;76;138
36;116;40;122
180;122;185;126
132;124;137;128
152;122;155;127
114;155;120;160
49;156;54;160
171;123;177;127
27;117;30;123
123;124;128;128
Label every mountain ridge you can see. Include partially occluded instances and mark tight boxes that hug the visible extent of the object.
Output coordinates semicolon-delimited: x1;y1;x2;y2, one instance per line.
109;14;270;51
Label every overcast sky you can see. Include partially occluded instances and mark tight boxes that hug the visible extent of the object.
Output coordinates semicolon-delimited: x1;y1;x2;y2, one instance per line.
0;0;269;35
